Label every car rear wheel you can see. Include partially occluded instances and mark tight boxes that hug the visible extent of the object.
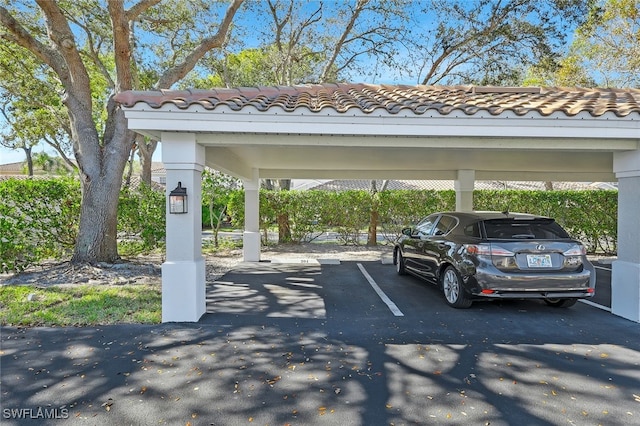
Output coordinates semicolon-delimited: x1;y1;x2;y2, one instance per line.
395;249;406;275
442;266;472;308
544;298;578;308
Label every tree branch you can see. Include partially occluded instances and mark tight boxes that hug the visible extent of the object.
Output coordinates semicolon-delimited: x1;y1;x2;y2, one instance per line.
126;0;162;21
320;0;368;82
108;0;133;92
0;6;62;73
155;0;244;88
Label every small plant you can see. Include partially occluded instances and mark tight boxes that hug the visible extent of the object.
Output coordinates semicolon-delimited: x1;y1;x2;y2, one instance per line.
202;237;242;254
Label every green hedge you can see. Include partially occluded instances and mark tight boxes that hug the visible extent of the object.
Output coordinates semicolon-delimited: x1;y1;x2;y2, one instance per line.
377;190;456;243
0;179;166;272
117;184;166;252
225;188;617;253
0;178;80;272
0;178;619;273
473;190;617;253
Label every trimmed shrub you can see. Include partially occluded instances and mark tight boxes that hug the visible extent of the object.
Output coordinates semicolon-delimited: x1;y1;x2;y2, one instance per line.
118;183;166;253
0;178;80;272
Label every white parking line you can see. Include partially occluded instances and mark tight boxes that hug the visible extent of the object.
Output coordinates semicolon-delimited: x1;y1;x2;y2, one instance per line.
357;263;404;317
580;299;612;312
593;265;611;271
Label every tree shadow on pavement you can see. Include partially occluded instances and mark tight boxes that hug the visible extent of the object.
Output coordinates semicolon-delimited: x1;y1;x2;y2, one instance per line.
1;261;639;425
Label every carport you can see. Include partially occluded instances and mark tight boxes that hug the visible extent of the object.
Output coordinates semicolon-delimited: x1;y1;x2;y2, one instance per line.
114;84;640;323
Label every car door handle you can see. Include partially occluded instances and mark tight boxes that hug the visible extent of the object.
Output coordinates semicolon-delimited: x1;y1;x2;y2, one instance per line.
437;244;447;250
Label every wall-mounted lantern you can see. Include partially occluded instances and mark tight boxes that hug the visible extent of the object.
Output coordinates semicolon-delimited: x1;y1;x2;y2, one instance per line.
169;182;188;214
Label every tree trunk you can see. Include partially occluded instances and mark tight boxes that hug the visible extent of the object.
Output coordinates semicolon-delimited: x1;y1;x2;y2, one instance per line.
71;105;132;264
209;201;227;248
23;146;33;176
276;179;292;243
277;213;292;243
72;177;122;262
123;144;136;189
137;135;158;186
366;180;387;246
367;209;379;246
209;201;217;247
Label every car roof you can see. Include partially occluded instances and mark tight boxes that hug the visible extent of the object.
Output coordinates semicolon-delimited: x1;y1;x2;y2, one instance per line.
436;211;551;221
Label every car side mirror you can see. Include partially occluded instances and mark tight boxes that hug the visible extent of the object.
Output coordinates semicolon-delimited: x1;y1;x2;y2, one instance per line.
402;227;412;236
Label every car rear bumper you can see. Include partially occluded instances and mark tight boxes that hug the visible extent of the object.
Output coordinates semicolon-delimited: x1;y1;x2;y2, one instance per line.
469;269;594;298
472;290;595;299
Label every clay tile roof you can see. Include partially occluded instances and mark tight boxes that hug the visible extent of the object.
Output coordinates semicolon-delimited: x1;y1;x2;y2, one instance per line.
114;83;640;118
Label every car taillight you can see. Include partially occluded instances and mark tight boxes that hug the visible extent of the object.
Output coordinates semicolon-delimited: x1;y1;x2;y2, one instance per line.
465;244;514;257
563;244;585;267
563;245;586;256
489;246;516;257
465;244;489;255
465;244;517;269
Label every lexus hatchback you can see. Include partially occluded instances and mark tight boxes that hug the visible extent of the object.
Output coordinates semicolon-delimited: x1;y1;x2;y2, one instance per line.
393;211;595;308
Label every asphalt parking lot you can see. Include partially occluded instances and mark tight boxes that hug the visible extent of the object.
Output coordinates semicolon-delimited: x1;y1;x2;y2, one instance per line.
2;259;638;425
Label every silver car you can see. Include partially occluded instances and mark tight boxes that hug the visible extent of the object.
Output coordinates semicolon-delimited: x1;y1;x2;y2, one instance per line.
393;211;596;308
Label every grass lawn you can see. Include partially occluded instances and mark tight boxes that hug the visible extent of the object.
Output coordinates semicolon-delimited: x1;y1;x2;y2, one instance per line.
0;284;161;326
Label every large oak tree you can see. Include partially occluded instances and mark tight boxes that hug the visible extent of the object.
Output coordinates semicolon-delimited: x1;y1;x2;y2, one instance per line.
0;0;244;263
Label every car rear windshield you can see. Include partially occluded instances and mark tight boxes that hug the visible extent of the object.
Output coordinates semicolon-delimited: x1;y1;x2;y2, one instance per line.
483;218;571;240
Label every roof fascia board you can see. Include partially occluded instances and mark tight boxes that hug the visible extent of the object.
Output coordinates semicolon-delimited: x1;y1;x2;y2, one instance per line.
195;133;637;151
259;168;615;182
122;111;640;140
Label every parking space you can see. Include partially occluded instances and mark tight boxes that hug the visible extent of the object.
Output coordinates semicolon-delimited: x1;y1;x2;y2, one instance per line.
197;259;640;425
207;257;614;322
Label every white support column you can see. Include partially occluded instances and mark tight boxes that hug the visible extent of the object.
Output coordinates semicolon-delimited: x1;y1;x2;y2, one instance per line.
161;133;206;323
243;169;261;262
455;169;475;212
612;150;640;323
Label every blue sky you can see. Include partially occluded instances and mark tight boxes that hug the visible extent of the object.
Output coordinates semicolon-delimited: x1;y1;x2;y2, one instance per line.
0;149;26;164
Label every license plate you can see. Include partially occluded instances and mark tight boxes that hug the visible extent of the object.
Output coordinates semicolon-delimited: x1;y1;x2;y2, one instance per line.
527;254;552;268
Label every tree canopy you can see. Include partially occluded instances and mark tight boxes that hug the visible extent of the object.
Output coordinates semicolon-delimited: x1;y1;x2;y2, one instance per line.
1;0;243;262
183;0;592;87
572;0;640;87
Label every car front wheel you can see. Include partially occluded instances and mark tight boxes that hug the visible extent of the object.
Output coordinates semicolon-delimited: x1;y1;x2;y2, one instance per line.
544;298;578;308
441;266;472;308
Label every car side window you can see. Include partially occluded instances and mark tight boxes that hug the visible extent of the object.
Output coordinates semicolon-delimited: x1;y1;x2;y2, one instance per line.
413;215;438;237
463;222;481;238
433;215;458;236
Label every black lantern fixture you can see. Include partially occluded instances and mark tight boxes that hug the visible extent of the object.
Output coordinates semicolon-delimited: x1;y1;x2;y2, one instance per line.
169;182;188;214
